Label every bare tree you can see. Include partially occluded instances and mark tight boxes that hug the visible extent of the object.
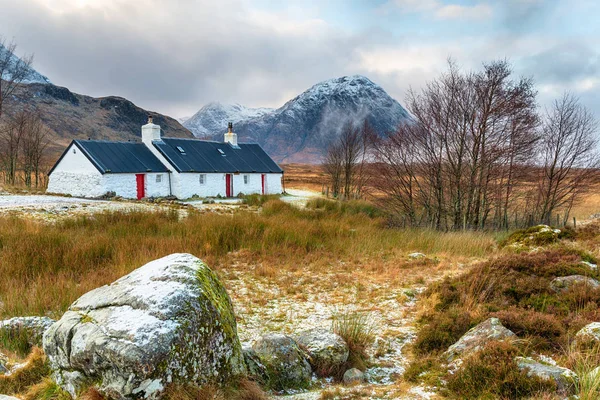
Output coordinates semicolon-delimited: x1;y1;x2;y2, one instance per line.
373;59;539;230
0;37;34;119
535;93;599;225
324;138;344;197
21;111;49;188
0;110;27;185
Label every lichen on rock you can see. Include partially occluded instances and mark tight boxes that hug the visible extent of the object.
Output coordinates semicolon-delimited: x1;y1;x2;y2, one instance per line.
43;253;246;399
444;318;516;362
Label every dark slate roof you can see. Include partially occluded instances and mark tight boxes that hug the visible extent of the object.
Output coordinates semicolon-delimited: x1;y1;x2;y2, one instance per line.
50;140;170;175
153;138;283;173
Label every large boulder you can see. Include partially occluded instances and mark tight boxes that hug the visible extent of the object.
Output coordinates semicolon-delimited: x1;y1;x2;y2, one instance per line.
550;275;600;293
444;318;516;362
572;322;600;348
295;328;349;376
0;316;55;347
252;333;312;392
43;253;246;399
515;356;577;394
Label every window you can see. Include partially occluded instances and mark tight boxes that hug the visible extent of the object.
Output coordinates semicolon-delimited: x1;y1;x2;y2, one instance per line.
244;174;249;185
218;149;226;156
73;148;77;154
176;146;186;155
199;174;206;185
156;174;162;183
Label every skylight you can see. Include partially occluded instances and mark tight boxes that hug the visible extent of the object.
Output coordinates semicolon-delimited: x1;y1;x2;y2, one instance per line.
218;149;226;156
176;146;186;154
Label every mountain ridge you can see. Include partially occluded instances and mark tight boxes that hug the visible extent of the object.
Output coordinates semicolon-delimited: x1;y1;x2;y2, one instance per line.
184;75;410;163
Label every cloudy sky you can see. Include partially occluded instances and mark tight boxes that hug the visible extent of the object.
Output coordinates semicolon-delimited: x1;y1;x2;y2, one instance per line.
0;0;598;118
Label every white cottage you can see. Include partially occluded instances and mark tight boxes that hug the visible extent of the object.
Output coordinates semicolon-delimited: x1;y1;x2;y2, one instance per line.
48;118;284;199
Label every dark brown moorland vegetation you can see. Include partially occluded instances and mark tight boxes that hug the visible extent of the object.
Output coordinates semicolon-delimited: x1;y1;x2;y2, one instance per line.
407;224;600;399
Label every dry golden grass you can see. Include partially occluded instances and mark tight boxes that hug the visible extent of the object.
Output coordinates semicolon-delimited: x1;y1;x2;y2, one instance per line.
0;347;50;396
0;201;498;319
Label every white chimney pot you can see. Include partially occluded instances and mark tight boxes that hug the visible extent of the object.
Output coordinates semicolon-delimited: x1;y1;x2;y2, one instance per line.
142;115;161;144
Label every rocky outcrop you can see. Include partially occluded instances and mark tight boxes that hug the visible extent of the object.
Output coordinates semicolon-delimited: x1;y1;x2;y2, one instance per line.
573;322;600;348
343;368;364;385
549;275;600;293
515;356;577;394
0;316;55;347
295;328;349;376
252;333;312;392
444;318;516;362
43;253;246;399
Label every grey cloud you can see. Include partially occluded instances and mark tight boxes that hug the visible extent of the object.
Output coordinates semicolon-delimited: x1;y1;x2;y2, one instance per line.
0;0;363;116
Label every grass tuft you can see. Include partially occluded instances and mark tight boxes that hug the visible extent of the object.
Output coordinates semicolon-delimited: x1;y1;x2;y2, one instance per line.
0;347;50;396
332;310;375;372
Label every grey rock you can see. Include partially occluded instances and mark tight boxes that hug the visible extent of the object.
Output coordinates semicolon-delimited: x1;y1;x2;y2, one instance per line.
242;345;269;385
515;356;577;394
43;253;246;399
408;252;426;259
0;316;55;347
295;328;349;376
343;368;364;385
573;322;600;348
444;318;516;362
0;396;21;400
550;275;600;293
252;333;312;392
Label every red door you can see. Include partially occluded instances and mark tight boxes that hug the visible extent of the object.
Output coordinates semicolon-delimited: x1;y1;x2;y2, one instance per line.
261;174;266;195
225;174;232;197
136;174;145;200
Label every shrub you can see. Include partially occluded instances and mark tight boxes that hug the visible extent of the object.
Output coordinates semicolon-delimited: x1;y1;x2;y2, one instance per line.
493;308;565;349
332;310;375;371
413;307;476;355
446;341;556;399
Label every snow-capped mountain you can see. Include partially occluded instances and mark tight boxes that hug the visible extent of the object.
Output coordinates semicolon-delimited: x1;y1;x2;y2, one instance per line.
185;75;410;163
184;102;274;137
0;44;51;85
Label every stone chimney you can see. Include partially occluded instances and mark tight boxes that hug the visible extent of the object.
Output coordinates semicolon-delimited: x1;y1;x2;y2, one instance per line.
224;122;238;147
142;115;161;144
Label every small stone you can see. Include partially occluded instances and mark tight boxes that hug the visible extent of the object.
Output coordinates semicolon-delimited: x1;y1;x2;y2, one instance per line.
573;322;600;348
343;368;364;385
408;252;426;259
0;395;21;400
515;356;577;394
295;328;349;377
550;275;600;293
252;333;312;392
581;261;598;271
444;318;516;362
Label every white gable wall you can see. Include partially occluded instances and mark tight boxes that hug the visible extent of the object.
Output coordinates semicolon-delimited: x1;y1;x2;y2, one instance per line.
47;143;105;197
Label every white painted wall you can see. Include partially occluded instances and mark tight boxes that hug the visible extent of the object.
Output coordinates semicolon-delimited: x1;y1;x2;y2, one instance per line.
47;143;105;197
265;173;283;195
174;172;283;198
47;171;105;197
102;173;171;199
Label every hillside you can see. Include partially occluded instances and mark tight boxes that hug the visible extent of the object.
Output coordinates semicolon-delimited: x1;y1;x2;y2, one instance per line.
184;75;410;163
5;82;193;158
